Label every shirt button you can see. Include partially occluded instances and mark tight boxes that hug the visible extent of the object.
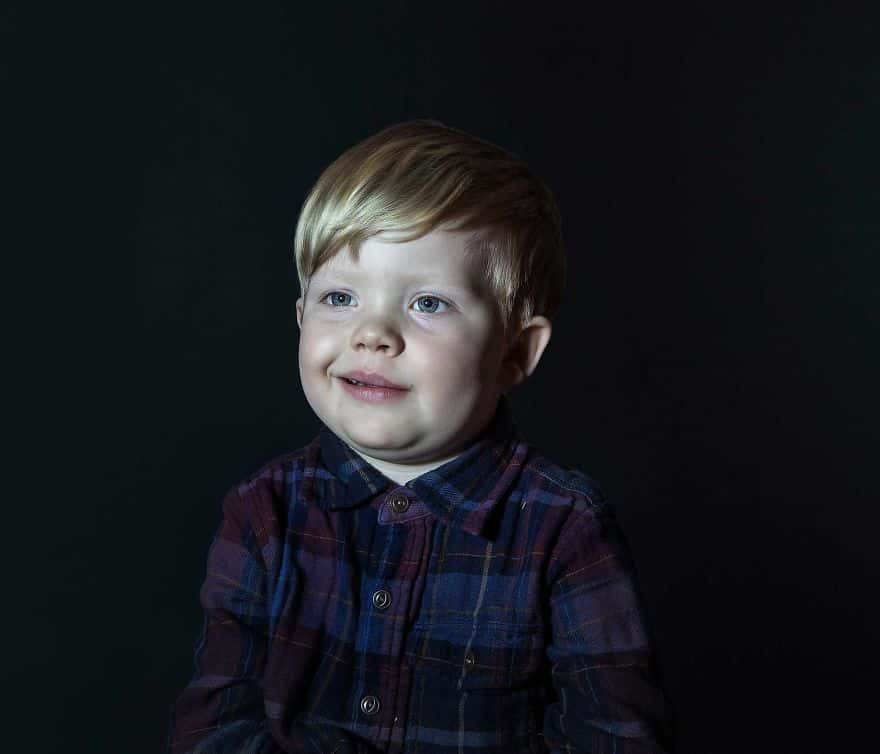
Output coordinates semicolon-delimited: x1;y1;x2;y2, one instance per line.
360;694;381;716
464;650;475;667
388;494;410;514
372;589;392;610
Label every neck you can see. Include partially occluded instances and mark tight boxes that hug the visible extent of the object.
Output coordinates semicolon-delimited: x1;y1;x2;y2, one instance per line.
350;447;464;485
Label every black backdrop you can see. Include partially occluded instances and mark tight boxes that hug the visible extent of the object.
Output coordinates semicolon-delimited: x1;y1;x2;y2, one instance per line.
23;2;879;753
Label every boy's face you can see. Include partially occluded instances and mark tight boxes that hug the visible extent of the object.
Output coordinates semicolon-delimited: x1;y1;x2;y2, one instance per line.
296;228;516;465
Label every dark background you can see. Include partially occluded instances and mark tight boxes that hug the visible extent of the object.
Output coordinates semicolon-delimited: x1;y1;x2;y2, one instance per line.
21;2;879;753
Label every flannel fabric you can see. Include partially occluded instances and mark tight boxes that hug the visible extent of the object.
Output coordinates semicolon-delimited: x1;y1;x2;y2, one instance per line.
168;397;673;753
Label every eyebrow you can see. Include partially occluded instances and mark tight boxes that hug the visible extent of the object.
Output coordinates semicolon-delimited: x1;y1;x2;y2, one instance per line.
311;269;477;294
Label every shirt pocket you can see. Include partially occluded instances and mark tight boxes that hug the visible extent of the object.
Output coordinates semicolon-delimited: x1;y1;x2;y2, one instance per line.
408;620;550;753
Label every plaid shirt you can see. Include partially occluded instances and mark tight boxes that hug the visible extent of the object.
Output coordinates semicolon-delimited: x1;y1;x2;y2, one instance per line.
168;398;673;753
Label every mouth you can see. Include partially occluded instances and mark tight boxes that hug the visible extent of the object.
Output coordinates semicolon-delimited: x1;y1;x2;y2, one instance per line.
336;371;410;403
337;371;408;390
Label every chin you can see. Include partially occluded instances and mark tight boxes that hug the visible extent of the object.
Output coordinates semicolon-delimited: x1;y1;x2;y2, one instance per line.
343;425;414;453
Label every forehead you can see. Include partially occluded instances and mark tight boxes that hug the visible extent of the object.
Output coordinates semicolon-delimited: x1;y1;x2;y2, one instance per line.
315;229;485;285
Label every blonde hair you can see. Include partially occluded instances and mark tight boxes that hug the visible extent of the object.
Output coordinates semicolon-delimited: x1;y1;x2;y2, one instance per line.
292;119;565;333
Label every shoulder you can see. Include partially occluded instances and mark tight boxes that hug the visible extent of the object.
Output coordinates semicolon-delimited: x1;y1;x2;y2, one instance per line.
518;445;632;582
519;445;615;544
519;442;612;523
232;441;315;499
218;439;319;535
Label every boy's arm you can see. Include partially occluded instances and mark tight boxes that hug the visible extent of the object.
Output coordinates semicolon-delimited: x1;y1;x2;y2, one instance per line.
543;502;673;753
167;486;360;754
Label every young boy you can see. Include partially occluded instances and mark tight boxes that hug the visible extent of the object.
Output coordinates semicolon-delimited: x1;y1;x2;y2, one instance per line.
168;120;673;753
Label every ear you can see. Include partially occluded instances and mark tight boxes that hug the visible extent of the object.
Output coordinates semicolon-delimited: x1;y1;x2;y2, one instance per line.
500;315;552;391
295;297;304;329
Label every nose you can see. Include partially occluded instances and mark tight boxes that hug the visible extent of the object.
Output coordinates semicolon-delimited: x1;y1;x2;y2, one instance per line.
350;315;404;356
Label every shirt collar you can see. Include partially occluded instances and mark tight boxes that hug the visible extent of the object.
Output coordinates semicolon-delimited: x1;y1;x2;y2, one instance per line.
306;396;528;538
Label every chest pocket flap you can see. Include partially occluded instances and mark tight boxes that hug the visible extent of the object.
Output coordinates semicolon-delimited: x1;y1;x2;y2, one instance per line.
408;618;545;692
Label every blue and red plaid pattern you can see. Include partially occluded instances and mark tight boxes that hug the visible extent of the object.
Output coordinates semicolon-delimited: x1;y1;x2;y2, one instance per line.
168;398;672;753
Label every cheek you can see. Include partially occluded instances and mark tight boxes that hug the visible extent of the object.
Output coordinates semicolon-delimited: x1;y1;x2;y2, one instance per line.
298;326;338;374
412;337;490;395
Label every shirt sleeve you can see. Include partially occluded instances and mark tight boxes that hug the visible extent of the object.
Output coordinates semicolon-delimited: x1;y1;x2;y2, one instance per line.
542;501;674;753
167;485;362;754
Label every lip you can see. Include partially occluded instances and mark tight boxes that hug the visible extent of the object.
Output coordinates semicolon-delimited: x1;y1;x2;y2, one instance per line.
338;370;408;390
337;374;409;404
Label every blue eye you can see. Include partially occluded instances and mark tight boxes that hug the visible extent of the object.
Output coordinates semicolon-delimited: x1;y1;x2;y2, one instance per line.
323;291;354;307
413;295;449;314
